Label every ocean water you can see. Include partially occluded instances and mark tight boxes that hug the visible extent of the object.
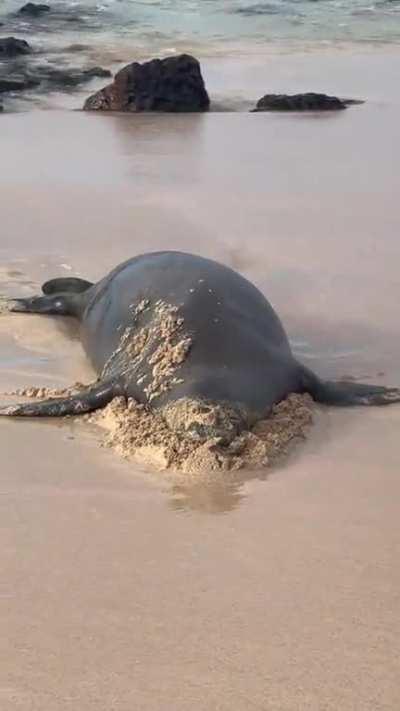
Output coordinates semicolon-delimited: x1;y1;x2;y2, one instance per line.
2;0;400;61
1;0;399;110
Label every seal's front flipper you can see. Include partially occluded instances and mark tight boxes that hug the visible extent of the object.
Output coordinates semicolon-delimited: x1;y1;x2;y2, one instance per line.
42;278;93;295
0;380;119;417
9;295;73;316
302;368;400;406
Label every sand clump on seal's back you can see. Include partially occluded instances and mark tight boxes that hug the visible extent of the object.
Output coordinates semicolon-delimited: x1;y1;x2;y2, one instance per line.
90;393;313;473
102;298;193;402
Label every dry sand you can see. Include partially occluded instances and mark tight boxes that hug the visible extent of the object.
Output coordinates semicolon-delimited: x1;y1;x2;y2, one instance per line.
1;50;400;710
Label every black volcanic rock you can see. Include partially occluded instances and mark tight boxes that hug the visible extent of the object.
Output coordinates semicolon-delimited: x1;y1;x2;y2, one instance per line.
84;54;210;112
32;65;111;89
253;92;349;112
0;63;111;100
0;76;39;92
18;3;50;16
0;37;31;58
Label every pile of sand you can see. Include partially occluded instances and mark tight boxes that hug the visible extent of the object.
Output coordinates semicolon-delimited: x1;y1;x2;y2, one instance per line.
91;394;313;473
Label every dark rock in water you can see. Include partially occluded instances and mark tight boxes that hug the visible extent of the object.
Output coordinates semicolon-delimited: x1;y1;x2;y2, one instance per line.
84;66;111;79
253;92;349;112
0;37;31;58
0;62;111;99
235;3;282;16
65;44;90;53
84;54;210;113
0;76;39;92
0;102;3;112
32;65;111;89
18;3;50;16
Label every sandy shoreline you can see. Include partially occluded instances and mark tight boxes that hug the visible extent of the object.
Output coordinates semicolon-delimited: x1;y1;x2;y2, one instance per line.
1;50;400;709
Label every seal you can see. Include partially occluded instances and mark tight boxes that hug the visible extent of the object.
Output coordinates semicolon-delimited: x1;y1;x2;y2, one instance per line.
1;251;399;428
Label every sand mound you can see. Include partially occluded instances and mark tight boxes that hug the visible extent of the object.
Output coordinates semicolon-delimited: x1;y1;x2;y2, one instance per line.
91;394;313;473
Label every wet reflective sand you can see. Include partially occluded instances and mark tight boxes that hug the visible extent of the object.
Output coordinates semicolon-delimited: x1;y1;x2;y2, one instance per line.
1;52;400;710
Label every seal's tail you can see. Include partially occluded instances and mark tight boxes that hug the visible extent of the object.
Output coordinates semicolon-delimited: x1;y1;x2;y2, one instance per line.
0;380;118;417
301;366;400;406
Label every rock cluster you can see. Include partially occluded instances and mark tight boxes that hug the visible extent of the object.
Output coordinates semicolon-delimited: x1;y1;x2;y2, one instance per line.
0;6;363;116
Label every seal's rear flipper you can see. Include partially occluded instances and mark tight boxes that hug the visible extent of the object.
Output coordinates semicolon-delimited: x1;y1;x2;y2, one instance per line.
42;278;93;295
0;381;119;417
314;380;400;406
302;367;400;406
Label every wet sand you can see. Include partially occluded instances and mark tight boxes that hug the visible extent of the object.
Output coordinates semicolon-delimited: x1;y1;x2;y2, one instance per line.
1;51;400;709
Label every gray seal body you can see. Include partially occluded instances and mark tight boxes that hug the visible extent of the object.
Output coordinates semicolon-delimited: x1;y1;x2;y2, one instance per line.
2;251;400;419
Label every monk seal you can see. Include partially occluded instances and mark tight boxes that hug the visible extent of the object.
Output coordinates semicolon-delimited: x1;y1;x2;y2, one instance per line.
1;251;399;435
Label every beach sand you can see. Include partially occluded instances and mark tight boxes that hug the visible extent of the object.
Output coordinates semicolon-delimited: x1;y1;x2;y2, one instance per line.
1;51;400;709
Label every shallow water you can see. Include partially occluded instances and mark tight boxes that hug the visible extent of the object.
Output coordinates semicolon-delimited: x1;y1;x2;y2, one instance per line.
1;0;400;105
2;0;400;52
